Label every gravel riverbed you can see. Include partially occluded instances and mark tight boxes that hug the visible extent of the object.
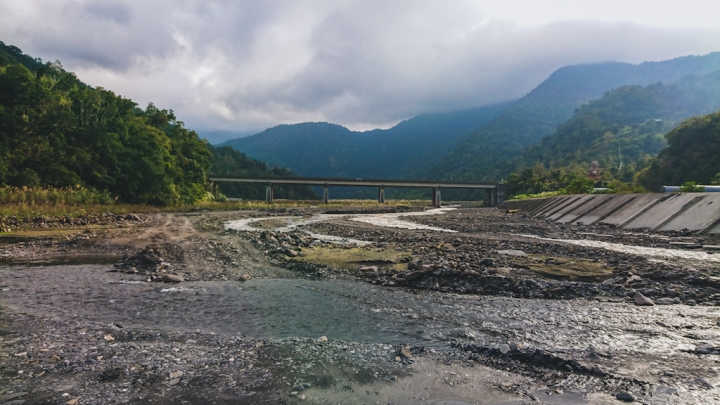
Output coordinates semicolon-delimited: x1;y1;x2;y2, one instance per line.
2;206;720;404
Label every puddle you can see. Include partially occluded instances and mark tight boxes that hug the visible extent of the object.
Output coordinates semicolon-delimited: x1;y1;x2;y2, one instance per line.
518;234;720;263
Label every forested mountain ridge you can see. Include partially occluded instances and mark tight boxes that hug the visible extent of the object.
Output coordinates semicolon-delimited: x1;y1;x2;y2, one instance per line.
429;52;720;182
222;104;510;180
0;41;311;204
510;70;720;183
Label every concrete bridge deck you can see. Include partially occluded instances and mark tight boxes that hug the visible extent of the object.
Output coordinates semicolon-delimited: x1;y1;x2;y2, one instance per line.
208;176;506;206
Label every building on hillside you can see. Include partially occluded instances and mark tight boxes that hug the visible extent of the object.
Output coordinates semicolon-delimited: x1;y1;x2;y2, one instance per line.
588;161;601;181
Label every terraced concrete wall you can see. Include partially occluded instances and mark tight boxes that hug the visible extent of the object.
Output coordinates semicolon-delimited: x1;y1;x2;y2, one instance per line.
497;193;720;234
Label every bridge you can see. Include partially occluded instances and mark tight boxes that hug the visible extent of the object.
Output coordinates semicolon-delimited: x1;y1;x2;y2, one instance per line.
208;176;506;206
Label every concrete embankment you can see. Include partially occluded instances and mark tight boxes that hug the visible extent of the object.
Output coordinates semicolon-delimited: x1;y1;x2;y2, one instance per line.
500;192;720;234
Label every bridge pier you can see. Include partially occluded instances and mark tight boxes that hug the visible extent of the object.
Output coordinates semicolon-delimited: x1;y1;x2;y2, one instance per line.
323;185;329;204
378;186;385;204
265;185;274;204
432;187;442;207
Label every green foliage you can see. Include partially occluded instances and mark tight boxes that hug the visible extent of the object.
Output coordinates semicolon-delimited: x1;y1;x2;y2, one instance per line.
637;111;720;191
430;53;720;182
0;185;115;205
565;177;595;194
504;166;596;197
679;181;705;192
0;42;312;205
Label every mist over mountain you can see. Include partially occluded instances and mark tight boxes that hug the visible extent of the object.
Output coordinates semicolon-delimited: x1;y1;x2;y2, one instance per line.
429;52;720;182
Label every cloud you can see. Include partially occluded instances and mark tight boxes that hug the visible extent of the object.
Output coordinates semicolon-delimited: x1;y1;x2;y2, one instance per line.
1;0;719;133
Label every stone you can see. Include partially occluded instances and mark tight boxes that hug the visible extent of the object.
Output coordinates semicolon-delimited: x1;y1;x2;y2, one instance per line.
615;392;635;402
359;266;378;272
497;250;527;257
286;250;298;257
633;292;654;306
400;347;413;358
480;258;494;266
238;274;252;281
318;336;328;342
685;299;697;306
655;297;675;305
498;344;511;355
163;274;184;283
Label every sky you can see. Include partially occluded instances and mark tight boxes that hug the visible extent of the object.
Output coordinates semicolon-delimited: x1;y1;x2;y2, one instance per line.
1;0;719;140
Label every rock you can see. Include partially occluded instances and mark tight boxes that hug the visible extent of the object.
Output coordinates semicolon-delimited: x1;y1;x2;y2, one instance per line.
633;292;654;306
685;299;697;306
480;258;494;266
498;344;511;355
318;336;328;342
359;266;378;272
169;370;184;379
497;250;527;257
407;260;421;270
125;213;141;221
163;274;184;283
615;392;635;402
655;297;675;305
103;334;115;341
399;346;413;358
286;250;298;257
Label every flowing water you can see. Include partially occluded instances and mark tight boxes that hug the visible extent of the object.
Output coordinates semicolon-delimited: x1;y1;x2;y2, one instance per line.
223;207;458;240
519;234;720;264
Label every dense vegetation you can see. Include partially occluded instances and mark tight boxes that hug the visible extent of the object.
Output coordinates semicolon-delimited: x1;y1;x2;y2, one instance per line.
429;53;720;182
637;111;720;191
0;41;311;205
502;70;720;196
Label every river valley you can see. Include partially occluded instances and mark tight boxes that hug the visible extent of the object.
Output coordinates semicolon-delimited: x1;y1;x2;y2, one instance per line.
1;206;720;404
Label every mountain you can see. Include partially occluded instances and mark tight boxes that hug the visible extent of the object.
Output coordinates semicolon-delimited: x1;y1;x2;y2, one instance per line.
222;104;510;180
514;70;720;179
636;110;720;191
429;52;720;182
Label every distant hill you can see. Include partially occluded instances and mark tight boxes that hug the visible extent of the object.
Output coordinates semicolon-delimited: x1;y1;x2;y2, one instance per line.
222;104;509;181
511;70;720;182
199;130;258;145
430;52;720;182
637;110;720;191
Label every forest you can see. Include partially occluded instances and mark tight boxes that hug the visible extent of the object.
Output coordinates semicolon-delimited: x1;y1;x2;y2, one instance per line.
0;41;312;205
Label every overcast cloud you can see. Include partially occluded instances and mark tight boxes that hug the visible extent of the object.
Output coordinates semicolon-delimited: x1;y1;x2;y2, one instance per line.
1;0;719;134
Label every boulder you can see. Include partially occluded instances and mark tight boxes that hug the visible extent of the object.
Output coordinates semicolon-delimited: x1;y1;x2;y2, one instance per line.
633;292;654;306
163;274;184;283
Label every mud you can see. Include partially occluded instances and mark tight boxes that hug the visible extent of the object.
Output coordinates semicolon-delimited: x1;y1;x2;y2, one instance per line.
1;206;720;404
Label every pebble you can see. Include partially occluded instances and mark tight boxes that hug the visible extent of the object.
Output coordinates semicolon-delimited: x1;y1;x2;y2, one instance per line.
615;392;635;402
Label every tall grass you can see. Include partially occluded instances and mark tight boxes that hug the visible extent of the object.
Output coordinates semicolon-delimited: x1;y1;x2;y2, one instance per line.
0;186;115;205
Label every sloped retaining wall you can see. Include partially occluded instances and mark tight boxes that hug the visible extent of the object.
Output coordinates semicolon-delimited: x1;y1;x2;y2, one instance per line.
498;193;720;234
